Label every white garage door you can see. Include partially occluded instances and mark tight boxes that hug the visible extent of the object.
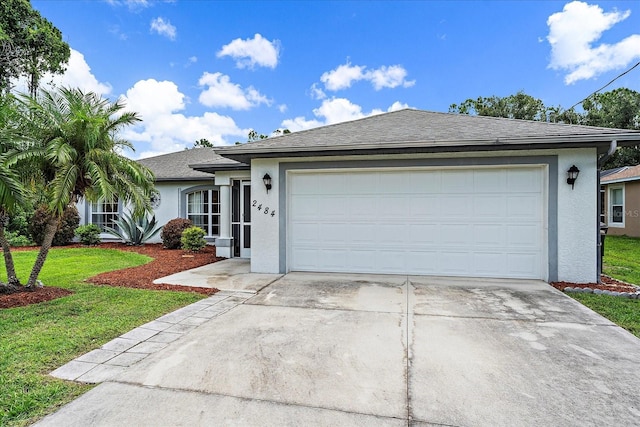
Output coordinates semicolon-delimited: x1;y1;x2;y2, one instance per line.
288;167;546;279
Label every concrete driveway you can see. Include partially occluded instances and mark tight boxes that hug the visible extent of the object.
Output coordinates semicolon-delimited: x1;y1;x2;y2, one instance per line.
36;273;640;426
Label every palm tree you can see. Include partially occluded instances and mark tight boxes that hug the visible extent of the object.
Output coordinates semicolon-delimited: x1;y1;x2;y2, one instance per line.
0;93;27;292
16;87;155;288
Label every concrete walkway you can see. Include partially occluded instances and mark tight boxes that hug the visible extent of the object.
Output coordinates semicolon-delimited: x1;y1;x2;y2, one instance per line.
50;259;281;384
37;272;640;426
153;258;282;293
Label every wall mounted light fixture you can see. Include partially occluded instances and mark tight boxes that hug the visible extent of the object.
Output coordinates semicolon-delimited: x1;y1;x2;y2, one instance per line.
263;173;272;193
567;165;580;189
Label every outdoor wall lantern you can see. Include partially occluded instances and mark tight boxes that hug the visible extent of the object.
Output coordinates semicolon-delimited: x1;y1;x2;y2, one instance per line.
567;165;580;189
263;173;272;193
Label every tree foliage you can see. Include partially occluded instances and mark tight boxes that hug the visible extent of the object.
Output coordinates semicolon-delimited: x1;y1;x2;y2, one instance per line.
0;87;155;291
450;88;640;169
193;138;213;148
0;0;70;95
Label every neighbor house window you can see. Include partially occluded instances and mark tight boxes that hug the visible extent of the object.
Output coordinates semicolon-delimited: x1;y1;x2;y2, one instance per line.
186;189;220;236
91;198;120;232
609;186;625;227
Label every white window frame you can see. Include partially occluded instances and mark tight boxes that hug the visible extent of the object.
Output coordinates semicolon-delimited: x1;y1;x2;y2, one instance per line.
608;185;625;228
90;197;120;232
186;188;221;237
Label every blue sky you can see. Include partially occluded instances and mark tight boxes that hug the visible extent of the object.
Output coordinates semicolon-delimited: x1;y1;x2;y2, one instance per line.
29;0;640;159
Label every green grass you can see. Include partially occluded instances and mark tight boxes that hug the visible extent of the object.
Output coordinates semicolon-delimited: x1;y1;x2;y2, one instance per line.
602;235;640;285
0;248;205;427
568;235;640;339
571;293;640;338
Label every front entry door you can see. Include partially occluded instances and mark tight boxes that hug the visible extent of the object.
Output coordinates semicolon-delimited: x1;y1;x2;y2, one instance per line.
231;180;251;258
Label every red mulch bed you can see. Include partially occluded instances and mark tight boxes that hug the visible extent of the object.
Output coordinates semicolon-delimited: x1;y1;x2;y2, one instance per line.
0;243;221;309
550;275;639;293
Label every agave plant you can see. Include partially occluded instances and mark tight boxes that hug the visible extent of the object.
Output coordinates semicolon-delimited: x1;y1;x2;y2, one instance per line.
104;213;161;245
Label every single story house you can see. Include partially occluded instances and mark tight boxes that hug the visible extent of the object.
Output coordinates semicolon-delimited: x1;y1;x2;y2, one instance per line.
81;109;640;283
601;164;640;237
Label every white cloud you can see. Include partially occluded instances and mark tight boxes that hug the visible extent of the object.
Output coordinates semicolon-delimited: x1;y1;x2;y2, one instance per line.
367;65;416;90
547;1;640;84
122;79;246;157
278;104;287;113
25;49;112;96
198;72;271;110
217;33;280;69
281;98;408;131
106;0;150;10
309;83;326;100
319;61;415;91
150;17;177;40
320;62;366;91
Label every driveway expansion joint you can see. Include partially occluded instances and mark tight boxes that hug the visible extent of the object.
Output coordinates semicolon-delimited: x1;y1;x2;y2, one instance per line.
49;291;252;384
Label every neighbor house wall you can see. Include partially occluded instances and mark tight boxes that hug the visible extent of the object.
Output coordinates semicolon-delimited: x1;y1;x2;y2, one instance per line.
604;180;640;238
248;148;598;283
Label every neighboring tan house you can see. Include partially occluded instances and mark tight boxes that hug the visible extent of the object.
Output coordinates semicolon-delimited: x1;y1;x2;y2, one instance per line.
601;165;640;238
81;109;640;284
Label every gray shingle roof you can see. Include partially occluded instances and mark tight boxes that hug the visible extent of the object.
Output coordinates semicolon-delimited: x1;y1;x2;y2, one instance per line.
137;148;241;181
215;109;640;163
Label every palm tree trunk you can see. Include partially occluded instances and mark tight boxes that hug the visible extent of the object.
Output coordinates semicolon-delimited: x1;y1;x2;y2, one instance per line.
26;215;58;289
0;212;20;293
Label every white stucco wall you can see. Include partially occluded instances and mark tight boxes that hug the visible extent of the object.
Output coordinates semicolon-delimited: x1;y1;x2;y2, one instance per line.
78;179;215;244
555;148;598;282
250;159;280;273
248;148;600;282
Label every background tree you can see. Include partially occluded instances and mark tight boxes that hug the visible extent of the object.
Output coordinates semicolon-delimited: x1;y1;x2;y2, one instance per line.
0;0;70;95
581;88;640;169
450;89;640;169
193;138;213;148
12;87;155;289
449;91;549;121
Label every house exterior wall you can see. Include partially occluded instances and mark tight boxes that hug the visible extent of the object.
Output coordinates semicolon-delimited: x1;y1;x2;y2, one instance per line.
78;179;215;244
604;180;640;238
249;148;598;283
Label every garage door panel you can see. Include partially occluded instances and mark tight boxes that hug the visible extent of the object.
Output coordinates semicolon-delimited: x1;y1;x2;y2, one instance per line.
508;169;541;192
408;171;441;193
473;225;506;246
507;195;540;218
441;170;473;193
473;195;506;217
507;225;541;248
440;196;469;217
288;167;545;279
472;252;506;275
473;169;506;193
409;196;440;217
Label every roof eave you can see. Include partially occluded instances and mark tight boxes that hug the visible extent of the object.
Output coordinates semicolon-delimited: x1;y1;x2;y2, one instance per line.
215;134;640;163
189;162;250;174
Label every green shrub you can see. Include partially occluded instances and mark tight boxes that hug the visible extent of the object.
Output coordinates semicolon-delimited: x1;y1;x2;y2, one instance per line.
29;205;80;246
181;226;206;252
75;224;102;246
7;205;33;237
161;218;192;249
104;213;161;245
5;231;35;247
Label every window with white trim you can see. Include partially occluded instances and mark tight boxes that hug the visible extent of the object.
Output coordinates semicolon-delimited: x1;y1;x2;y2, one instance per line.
91;198;120;232
186;189;220;236
609;186;625;227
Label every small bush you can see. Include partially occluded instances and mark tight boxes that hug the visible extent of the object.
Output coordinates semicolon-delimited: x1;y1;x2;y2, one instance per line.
181;226;206;252
5;231;35;247
75;224;102;246
29;205;80;246
161;218;192;249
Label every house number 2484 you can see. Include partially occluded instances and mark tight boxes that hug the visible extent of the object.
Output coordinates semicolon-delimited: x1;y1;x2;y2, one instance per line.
252;200;276;217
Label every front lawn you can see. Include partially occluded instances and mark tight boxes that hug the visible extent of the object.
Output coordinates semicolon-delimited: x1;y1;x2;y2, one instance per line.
602;235;640;285
570;235;640;339
0;248;204;427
